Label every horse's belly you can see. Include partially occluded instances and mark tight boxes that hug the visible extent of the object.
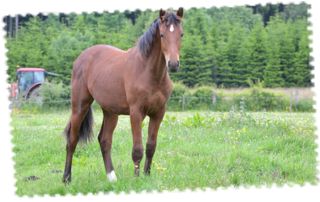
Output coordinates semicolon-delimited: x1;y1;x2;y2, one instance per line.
104;104;130;115
96;97;130;115
91;79;129;114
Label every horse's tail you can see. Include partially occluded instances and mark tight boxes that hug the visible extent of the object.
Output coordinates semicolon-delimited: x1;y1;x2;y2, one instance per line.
64;107;94;143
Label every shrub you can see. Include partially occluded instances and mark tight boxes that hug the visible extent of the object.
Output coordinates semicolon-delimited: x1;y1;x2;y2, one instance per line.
211;92;235;112
167;82;190;111
11;81;70;111
171;82;189;97
187;86;214;110
193;86;213;98
234;88;290;111
294;99;314;112
183;112;206;127
40;81;70;108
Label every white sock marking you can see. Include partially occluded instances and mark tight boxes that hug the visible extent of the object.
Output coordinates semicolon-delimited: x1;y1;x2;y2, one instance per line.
107;170;117;182
170;24;174;32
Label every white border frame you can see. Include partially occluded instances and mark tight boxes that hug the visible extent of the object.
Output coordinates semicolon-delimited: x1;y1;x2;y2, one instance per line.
0;0;319;201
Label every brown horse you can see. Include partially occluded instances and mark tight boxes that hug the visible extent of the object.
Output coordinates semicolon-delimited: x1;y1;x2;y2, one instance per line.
62;8;184;183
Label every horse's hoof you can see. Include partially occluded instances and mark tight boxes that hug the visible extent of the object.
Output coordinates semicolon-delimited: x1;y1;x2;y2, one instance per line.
62;175;71;184
134;168;140;177
63;179;71;185
134;164;140;176
144;170;151;176
107;170;117;182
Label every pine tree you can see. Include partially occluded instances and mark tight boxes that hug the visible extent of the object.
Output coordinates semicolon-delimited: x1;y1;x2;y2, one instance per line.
214;23;249;87
213;20;233;87
264;15;285;87
5;6;312;87
292;19;312;86
279;20;296;86
6;17;48;80
244;21;267;84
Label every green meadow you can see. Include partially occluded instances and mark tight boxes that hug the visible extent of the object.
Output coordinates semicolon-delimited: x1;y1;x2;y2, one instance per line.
11;110;317;196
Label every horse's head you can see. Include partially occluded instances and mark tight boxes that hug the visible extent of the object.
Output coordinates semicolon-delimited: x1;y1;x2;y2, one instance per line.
158;8;184;72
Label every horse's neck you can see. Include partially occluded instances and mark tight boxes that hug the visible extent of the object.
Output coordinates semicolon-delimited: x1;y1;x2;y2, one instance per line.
145;38;167;83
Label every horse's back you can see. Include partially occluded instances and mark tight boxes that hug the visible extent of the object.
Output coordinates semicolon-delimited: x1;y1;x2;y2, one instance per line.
74;44;125;67
73;44;127;79
88;44;126;54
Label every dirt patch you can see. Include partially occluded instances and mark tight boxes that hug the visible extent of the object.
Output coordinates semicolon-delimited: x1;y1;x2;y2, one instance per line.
24;176;40;182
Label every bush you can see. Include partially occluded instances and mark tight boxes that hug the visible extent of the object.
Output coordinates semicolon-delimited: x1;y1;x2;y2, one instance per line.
171;82;189;97
187;86;214;110
233;88;290;111
167;82;190;111
166;85;310;112
294;99;314;112
11;81;70;111
40;81;70;108
212;92;235;111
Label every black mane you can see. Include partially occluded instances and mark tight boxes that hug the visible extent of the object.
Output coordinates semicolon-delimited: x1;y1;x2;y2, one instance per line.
137;19;160;58
138;13;180;58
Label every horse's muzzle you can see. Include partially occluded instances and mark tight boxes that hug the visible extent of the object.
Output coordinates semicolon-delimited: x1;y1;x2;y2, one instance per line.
168;60;180;72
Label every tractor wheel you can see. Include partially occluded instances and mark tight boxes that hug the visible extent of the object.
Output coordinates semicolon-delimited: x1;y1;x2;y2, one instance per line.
28;87;43;106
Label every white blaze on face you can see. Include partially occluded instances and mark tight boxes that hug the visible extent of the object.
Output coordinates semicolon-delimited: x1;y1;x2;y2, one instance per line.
170;24;174;32
164;54;170;68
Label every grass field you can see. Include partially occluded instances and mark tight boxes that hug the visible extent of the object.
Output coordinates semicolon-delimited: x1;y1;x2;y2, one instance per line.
11;109;317;196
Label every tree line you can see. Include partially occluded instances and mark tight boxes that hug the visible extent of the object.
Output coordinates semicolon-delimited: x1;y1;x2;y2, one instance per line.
6;3;312;88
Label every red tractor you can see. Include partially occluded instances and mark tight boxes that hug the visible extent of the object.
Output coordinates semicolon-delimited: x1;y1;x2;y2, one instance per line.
10;67;58;103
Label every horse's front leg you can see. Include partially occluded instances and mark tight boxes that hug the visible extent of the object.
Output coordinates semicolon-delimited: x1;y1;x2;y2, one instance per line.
130;107;146;176
144;108;165;175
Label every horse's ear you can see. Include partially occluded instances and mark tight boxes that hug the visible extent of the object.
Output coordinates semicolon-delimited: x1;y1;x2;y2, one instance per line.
159;9;166;21
177;7;183;18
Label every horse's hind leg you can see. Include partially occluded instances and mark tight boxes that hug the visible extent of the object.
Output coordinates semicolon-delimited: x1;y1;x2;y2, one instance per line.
63;86;93;184
98;111;118;182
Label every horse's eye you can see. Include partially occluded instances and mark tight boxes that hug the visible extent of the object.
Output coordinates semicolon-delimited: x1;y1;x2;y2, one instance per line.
160;33;164;38
181;33;184;38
